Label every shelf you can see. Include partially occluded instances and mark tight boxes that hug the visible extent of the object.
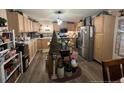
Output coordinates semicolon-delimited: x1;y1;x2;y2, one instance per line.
0;49;10;55
3;54;18;65
5;64;20;81
0;41;13;46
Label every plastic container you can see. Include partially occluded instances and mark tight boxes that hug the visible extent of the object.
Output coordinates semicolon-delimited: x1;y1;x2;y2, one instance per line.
71;59;78;68
57;66;64;78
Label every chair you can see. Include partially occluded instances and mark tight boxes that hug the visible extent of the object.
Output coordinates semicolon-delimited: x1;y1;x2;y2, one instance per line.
102;58;124;82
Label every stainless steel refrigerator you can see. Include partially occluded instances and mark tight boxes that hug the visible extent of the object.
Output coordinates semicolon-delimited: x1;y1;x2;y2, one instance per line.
77;26;94;62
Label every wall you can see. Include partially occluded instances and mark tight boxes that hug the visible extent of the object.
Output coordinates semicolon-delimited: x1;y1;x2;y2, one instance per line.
40;21;53;33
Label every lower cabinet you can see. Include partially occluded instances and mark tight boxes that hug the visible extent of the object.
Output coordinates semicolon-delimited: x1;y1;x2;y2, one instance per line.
28;39;37;62
28;38;50;62
37;39;49;50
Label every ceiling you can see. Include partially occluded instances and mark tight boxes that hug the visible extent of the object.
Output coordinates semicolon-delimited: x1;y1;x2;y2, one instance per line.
21;9;103;22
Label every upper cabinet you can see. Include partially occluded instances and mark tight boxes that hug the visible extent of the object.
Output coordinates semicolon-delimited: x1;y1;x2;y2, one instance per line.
0;9;8;30
7;11;24;33
7;11;40;33
67;22;76;31
53;23;60;32
53;22;76;31
27;19;31;32
23;16;28;32
32;22;40;32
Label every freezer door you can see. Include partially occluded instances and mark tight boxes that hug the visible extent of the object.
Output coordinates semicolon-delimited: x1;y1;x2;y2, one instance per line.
82;26;90;48
81;26;94;61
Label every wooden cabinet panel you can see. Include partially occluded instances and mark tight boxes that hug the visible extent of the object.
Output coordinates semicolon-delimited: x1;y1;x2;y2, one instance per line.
41;39;49;49
27;19;31;32
37;39;49;49
7;11;24;33
30;20;33;32
53;23;60;31
67;23;76;31
23;17;28;32
28;39;37;62
0;9;8;30
17;14;24;32
94;15;115;62
94;34;103;62
37;39;42;49
94;16;104;34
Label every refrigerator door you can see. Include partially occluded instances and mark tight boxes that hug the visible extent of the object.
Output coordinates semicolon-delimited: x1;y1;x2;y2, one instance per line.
82;26;90;58
81;26;94;62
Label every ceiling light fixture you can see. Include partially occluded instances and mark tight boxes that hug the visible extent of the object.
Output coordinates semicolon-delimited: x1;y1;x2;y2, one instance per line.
57;17;63;25
54;10;63;25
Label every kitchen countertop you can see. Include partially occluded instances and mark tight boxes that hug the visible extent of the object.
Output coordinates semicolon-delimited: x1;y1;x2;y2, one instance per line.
16;37;52;44
37;37;52;39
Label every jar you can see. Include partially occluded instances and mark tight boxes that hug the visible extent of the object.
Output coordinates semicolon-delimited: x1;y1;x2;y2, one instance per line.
71;59;78;68
65;63;72;77
57;66;64;78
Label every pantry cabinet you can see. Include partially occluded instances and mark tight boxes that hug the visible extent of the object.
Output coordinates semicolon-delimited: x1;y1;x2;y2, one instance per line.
94;15;115;63
7;11;24;34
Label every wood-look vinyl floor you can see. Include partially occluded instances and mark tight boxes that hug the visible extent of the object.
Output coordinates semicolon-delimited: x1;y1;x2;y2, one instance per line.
17;51;103;83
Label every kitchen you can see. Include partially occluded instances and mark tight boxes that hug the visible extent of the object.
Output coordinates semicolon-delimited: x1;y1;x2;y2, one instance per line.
0;9;124;83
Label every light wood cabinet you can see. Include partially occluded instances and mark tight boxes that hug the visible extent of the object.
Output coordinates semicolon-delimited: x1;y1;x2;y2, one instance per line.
53;23;60;31
37;39;42;49
37;39;49;49
7;11;24;34
28;39;37;62
32;22;40;32
0;9;8;30
94;15;115;62
67;22;76;31
23;17;28;32
94;16;104;34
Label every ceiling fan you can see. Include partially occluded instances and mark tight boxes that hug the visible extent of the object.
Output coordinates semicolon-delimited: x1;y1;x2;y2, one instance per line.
54;10;64;25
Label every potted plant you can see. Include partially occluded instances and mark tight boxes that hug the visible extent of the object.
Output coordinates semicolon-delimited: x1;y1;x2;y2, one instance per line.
0;17;7;27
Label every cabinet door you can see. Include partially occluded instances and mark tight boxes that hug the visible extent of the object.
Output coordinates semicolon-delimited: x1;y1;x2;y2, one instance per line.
37;39;42;49
67;23;76;31
30;21;33;32
34;40;37;53
94;34;104;62
41;39;48;49
0;9;8;30
27;19;31;32
53;23;60;31
28;43;32;62
94;16;104;34
24;17;28;32
18;14;24;32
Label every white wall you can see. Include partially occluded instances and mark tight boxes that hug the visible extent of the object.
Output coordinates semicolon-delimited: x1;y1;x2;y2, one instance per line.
39;21;53;33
